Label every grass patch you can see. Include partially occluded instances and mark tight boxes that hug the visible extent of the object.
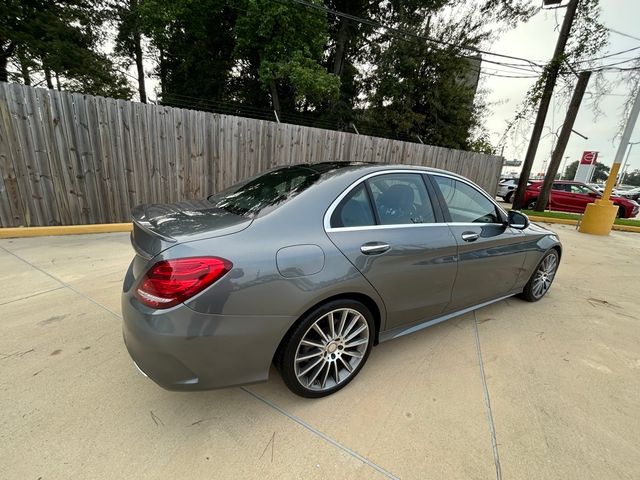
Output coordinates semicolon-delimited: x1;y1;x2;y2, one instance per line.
520;209;640;227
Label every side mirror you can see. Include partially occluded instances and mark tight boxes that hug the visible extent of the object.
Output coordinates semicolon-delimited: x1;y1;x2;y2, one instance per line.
508;210;530;230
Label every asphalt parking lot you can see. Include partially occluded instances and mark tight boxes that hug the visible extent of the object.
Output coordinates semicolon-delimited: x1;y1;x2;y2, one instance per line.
1;225;639;480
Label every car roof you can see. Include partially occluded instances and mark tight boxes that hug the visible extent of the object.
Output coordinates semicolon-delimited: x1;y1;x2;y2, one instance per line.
287;162;476;185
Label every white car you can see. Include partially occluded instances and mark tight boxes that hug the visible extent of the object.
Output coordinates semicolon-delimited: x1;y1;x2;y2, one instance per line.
587;183;605;194
497;178;531;203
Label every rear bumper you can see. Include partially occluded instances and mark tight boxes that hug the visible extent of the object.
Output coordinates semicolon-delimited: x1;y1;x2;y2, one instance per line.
121;294;296;391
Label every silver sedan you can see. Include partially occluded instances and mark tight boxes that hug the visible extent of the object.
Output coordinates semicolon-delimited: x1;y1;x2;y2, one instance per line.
122;163;561;397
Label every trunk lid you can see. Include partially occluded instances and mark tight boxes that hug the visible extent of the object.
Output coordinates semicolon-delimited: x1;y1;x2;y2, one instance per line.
130;199;252;258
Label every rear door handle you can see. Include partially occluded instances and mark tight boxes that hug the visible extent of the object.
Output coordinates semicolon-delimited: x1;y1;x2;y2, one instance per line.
461;231;479;242
360;242;391;255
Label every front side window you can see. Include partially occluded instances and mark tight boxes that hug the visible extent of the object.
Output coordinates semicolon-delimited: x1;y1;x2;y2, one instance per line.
367;174;436;225
433;176;500;223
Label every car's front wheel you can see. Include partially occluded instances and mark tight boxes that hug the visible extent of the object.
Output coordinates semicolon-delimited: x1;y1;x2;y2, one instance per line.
526;198;538;210
504;191;513;203
615;204;626;218
277;300;374;398
519;250;559;302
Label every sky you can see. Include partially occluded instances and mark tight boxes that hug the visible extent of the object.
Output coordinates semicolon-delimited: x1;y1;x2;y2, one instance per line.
480;0;640;178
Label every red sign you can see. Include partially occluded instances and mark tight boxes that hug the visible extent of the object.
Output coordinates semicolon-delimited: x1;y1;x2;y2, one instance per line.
580;151;598;165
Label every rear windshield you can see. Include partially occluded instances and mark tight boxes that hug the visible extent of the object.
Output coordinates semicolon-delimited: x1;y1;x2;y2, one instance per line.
207;166;321;217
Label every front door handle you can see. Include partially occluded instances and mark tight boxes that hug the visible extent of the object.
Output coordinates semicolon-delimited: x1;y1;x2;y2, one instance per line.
360;242;391;255
461;231;479;242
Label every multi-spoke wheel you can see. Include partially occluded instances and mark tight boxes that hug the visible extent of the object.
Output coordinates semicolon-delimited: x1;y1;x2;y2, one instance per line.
519;250;559;302
277;300;374;398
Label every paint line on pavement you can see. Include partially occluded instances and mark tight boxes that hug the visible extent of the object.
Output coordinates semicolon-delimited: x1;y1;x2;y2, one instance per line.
0;245;123;320
0;286;66;307
242;387;400;480
473;310;502;480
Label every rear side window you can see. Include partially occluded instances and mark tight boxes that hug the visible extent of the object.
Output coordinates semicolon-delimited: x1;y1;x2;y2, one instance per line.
331;184;376;228
433;176;499;223
367;174;436;225
208;166;320;217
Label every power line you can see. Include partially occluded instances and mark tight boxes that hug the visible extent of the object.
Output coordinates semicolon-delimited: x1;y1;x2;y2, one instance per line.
606;27;640;43
285;0;544;68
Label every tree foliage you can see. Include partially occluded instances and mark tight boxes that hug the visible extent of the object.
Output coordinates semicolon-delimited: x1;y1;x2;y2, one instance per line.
1;0;131;97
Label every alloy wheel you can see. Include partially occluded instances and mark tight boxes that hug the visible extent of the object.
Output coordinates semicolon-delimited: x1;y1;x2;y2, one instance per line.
532;253;558;299
294;308;369;392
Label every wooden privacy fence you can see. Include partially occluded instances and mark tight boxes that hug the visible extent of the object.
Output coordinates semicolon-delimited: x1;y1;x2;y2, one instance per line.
0;83;503;227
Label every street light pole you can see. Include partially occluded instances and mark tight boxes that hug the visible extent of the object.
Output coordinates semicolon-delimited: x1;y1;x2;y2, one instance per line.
560;156;570;179
618;141;639;185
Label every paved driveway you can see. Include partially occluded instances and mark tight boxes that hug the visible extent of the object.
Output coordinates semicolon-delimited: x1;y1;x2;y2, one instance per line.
1;225;639;479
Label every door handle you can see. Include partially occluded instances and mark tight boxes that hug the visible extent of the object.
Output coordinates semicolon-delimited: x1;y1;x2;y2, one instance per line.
461;231;479;242
360;242;390;255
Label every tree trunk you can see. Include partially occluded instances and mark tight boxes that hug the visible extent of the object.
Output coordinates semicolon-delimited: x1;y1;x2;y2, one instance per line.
332;18;349;75
133;30;146;103
44;67;53;89
130;0;147;103
0;41;16;82
55;72;61;91
159;48;166;97
269;80;281;113
17;48;31;85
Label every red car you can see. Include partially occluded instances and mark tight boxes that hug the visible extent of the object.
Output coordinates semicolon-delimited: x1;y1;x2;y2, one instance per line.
523;180;640;219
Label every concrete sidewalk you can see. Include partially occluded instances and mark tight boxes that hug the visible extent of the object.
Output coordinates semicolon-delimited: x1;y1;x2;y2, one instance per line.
1;225;639;479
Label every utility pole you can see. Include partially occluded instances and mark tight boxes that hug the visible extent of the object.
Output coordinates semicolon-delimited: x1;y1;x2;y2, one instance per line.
512;0;580;209
580;84;640;235
534;70;591;211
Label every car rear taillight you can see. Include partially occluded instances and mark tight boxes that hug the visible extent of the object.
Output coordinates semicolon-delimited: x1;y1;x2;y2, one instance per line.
135;257;232;309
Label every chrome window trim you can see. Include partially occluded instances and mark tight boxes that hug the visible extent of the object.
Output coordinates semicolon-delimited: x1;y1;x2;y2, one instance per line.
324;169;508;232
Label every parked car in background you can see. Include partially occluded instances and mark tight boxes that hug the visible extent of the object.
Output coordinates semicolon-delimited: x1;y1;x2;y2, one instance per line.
617;186;640;202
587;183;605;194
122;163;562;398
524;180;640;218
497;178;532;203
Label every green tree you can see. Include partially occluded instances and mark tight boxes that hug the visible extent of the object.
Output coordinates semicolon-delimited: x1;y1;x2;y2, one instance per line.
357;0;534;149
139;0;237;103
233;0;339;113
111;0;147;102
622;169;640;187
562;160;609;182
1;0;131;98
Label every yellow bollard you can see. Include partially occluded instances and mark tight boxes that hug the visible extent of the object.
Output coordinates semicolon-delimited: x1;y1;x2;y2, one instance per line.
579;163;620;235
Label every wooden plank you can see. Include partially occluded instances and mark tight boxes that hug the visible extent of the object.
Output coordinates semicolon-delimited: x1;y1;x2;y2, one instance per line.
6;84;44;226
0;84;26;226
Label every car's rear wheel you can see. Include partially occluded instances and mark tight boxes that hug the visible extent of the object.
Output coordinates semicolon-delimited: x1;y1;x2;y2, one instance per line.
278;300;374;398
519;250;559;302
526;199;538;210
615;204;625;218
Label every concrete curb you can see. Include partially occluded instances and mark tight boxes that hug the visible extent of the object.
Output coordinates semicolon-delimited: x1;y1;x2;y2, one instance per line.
528;215;640;233
0;223;133;239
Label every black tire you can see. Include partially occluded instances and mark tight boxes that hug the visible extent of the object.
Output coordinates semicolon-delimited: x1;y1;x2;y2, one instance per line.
277;299;374;398
504;191;513;203
519;249;559;302
526;199;538;210
615;204;625;218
